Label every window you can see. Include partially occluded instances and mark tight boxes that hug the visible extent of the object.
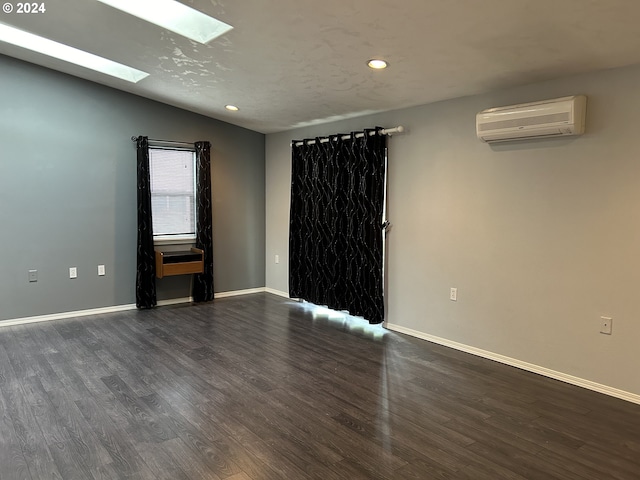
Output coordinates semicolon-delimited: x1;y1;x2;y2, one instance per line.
149;147;196;243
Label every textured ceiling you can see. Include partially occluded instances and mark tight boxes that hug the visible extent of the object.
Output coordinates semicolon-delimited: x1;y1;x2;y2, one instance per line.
2;0;640;133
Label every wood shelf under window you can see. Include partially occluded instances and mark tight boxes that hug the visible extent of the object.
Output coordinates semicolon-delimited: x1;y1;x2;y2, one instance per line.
155;248;204;278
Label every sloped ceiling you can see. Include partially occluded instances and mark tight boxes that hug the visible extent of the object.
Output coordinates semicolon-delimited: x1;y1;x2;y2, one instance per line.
2;0;640;133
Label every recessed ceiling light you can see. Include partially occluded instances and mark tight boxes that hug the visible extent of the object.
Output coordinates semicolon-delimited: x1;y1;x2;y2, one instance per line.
225;105;239;111
367;59;388;70
96;0;233;44
0;24;149;83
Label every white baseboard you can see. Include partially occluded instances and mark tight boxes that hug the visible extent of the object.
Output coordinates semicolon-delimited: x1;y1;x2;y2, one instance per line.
215;287;266;298
0;288;272;327
264;287;290;298
157;297;192;306
385;322;640;406
0;303;137;327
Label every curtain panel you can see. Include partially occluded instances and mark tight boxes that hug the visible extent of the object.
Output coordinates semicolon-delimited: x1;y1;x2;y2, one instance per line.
136;136;157;308
193;141;215;302
289;128;387;324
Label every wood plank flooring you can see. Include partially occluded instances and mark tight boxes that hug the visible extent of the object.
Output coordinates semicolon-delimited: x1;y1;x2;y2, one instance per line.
0;293;639;479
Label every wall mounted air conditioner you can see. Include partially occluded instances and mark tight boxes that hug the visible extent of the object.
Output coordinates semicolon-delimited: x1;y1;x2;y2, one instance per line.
476;95;587;143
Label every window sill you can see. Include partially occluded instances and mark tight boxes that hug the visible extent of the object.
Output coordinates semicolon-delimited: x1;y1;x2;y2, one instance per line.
154;236;196;246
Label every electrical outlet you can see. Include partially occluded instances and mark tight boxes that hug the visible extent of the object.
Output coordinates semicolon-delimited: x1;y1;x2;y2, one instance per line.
28;269;38;282
600;316;612;335
69;267;77;279
98;265;106;276
450;287;457;301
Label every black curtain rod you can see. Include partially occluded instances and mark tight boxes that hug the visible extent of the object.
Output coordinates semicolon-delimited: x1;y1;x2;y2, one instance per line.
131;136;195;148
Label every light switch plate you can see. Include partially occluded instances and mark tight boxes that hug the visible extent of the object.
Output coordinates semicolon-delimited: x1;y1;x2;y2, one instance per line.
98;265;106;276
69;267;77;279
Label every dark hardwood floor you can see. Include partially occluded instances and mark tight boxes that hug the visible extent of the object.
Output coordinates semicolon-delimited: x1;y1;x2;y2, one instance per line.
1;293;639;479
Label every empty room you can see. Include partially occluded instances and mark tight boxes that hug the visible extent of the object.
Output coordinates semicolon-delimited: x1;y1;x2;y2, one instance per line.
1;1;640;479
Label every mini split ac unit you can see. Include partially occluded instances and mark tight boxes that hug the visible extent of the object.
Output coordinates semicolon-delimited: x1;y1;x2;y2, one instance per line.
476;95;587;143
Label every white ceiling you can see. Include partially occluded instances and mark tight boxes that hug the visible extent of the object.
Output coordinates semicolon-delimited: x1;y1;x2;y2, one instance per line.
2;0;640;133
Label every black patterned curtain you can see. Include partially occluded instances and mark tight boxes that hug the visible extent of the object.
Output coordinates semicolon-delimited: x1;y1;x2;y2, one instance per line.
136;136;157;308
193;141;214;302
289;128;387;324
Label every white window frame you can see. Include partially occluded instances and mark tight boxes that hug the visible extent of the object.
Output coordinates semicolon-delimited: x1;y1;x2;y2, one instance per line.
149;146;197;245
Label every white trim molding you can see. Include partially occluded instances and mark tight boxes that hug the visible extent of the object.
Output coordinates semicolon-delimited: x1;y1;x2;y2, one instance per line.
215;287;266;298
385;322;640;406
264;287;290;298
158;297;192;306
0;303;137;327
0;288;277;327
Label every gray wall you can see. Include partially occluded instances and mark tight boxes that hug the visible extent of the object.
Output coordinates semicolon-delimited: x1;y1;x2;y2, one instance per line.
0;54;265;321
266;63;640;396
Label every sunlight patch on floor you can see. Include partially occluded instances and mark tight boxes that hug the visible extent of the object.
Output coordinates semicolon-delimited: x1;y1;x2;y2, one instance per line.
296;301;387;340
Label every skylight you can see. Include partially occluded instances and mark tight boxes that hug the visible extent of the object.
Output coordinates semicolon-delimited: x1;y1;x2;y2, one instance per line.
0;23;149;83
96;0;233;44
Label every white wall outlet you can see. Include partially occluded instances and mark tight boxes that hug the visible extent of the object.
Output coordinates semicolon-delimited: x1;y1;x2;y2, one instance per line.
600;316;612;335
275;254;280;264
98;265;106;276
450;287;457;301
69;267;77;279
28;269;38;282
